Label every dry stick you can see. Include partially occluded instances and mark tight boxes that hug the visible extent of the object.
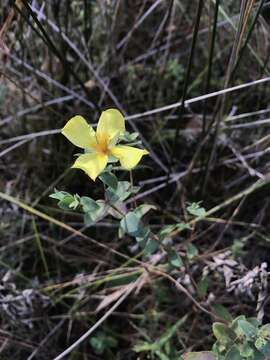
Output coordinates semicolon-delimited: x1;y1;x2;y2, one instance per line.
0;139;30;158
126;76;270;121
126;171;186;204
202;0;220;135
163;178;270;240
17;0;101;113
226;107;270;121
222;147;270;166
127;15;240;68
226;117;270;128
29;4;119;110
208;197;248;255
0;95;74;127
0;129;61;146
0;0;23;48
151;269;213;316
202;0;254;193
185;0;221;187
228;141;265;179
116;0;163;50
116;1;148;55
148;1;175;165
1;76;270;147
27;319;66;360
150;1;173;51
228;0;259;80
4;52;95;109
129;146;270;203
171;0;204;165
53;278;140;360
205;179;269;217
212;0;267;74
236;0;255;58
0;68;70;127
240;133;270;152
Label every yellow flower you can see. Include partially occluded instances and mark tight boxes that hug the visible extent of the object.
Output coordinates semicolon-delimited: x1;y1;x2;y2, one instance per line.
62;108;149;181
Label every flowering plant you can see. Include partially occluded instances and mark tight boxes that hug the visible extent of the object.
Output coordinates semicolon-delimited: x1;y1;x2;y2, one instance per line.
61;108;148;181
50;108;192;264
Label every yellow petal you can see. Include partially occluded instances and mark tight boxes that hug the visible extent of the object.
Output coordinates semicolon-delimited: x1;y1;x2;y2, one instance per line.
62;115;97;149
96;109;125;145
71;153;108;181
111;145;149;170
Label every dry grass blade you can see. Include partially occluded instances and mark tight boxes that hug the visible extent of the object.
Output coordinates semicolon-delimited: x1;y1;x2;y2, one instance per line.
53;277;141;360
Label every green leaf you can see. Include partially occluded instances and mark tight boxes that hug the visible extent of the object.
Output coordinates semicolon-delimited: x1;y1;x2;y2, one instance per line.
106;181;131;202
90;332;118;355
247;317;260;328
239;343;254;358
186;243;198;259
165;59;184;79
69;195;80;209
259;341;270;357
231;315;246;332
49;190;70;201
107;155;118;163
168;249;183;268
158;316;188;347
99;172;118;190
133;204;156;219
120;212;141;236
108;204;123;219
80;196;100;213
49;190;79;210
144;238;159;255
136;227;151;249
231;239;246;257
212;323;235;345
159;223;191;241
187;202;206;218
133;341;158;353
118;131;139;143
84;212;95;225
259;324;270;339
155;351;170;360
253;349;265;360
255;337;267;351
197;278;209;298
224;346;242;360
237;319;258;339
58;195;77;210
90;336;106;354
159;225;176;240
117;181;133;199
83;200;107;225
183;352;216;360
118;225;125;239
212;304;233;322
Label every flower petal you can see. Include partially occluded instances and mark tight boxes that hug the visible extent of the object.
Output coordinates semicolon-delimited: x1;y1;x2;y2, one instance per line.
96;109;125;145
111;145;149;170
72;153;108;181
62;115;97;149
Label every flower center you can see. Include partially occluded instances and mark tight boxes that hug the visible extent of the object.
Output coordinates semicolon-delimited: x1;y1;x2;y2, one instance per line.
93;133;110;155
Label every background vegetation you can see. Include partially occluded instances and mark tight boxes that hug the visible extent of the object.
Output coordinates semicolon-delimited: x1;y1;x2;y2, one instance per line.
1;0;270;359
